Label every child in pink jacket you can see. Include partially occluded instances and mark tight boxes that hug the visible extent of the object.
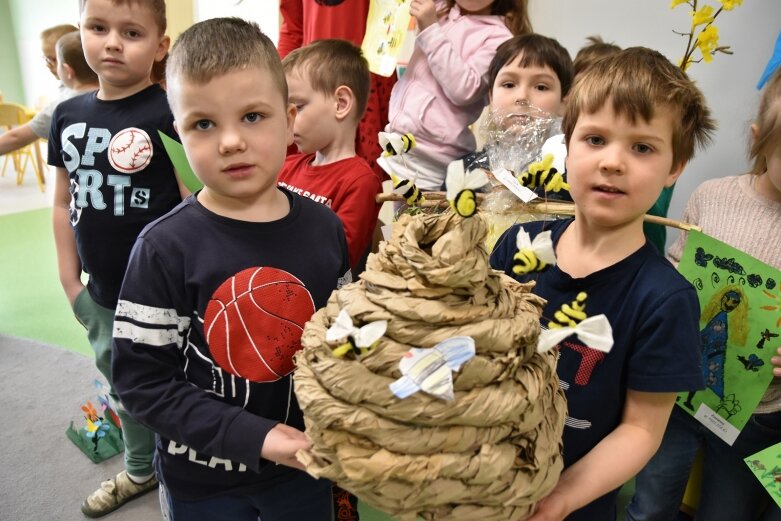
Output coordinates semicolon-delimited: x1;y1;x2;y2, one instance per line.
382;0;530;190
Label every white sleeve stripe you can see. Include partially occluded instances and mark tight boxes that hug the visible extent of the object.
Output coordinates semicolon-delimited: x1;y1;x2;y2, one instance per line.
114;321;183;347
116;300;190;328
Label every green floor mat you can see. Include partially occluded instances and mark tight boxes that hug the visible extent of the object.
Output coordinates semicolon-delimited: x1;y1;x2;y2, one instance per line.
0;208;91;356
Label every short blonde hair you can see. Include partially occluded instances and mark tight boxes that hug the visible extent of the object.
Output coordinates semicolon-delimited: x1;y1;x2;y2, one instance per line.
166;18;286;107
749;68;781;176
282;39;370;121
80;0;167;35
572;35;621;78
56;31;98;84
562;47;715;168
41;24;79;44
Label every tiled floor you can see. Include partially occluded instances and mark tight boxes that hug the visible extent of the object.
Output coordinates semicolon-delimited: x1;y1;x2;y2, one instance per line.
0;153;55;216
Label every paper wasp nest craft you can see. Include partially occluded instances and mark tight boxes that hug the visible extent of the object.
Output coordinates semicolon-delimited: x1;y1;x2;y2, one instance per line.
294;210;566;521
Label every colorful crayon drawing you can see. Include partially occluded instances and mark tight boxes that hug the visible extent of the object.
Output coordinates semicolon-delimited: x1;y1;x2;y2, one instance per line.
745;441;781;509
362;0;414;76
676;231;780;445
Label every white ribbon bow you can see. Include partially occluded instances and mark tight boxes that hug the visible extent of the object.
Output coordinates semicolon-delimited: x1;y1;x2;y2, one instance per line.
515;229;556;265
326;309;387;348
537;314;614;353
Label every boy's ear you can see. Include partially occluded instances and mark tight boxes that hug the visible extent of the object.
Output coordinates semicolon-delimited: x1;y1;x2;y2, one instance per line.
62;63;75;82
557;95;568;117
155;35;171;62
333;85;354;122
285;102;296;145
666;160;686;187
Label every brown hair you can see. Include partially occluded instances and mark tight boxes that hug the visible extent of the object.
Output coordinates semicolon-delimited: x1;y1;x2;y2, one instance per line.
282;39;371;121
80;0;167;34
166;18;286;106
573;35;621;78
56;31;99;84
41;24;79;44
749;69;781;176
562;47;716;168
441;0;531;36
488;34;574;98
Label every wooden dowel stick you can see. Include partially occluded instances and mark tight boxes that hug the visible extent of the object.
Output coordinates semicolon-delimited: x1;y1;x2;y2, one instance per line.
376;192;701;232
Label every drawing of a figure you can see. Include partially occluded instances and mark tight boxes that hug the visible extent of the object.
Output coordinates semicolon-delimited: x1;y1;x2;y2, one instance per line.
683;286;748;410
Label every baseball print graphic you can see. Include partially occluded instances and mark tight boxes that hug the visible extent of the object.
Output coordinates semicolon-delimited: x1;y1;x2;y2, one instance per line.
204;267;315;383
108;127;153;174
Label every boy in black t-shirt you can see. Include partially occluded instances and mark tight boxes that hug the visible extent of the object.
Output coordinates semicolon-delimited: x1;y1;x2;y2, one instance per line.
111;18;347;521
48;0;184;517
490;48;715;521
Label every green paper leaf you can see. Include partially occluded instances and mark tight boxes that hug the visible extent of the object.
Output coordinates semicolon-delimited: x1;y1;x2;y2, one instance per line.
158;130;202;192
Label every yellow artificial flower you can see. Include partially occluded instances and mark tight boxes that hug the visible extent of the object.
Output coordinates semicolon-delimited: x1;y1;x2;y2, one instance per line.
718;0;743;10
670;0;688;7
697;25;719;62
691;4;715;27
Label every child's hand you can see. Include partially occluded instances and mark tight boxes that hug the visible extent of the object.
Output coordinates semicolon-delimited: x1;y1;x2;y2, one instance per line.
525;490;569;521
410;0;437;31
260;423;311;471
772;347;781;377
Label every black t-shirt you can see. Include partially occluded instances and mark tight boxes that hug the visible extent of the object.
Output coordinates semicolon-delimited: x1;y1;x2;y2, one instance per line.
48;85;181;308
490;219;704;521
113;190;350;500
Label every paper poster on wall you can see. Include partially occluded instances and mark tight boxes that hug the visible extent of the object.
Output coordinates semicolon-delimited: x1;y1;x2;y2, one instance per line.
745;441;781;509
676;231;780;445
362;0;414;76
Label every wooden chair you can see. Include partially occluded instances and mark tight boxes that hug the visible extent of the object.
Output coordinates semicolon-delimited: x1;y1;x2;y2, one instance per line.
0;102;45;192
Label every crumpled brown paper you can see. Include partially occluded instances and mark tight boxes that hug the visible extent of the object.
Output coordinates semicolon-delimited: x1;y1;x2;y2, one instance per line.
294;211;566;521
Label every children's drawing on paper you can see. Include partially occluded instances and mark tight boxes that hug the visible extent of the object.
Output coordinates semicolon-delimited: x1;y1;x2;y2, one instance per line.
361;0;413;76
745;441;781;509
681;286;748;416
676;231;779;439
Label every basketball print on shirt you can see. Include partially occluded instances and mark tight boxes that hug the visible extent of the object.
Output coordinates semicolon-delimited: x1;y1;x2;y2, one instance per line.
204;267;315;383
108;127;153;173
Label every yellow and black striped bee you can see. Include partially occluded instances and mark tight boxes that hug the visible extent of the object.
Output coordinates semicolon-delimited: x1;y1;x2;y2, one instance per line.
380;132;416;157
391;173;424;206
445;161;488;218
452;189;478;217
512;230;556;275
518;153;570;193
549;292;588;329
326;309;387;359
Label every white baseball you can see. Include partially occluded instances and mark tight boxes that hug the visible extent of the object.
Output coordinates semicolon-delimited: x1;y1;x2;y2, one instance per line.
108;127;153;174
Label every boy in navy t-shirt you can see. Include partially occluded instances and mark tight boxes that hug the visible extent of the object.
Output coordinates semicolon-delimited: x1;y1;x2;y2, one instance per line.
112;18;347;521
490;47;714;521
49;0;183;516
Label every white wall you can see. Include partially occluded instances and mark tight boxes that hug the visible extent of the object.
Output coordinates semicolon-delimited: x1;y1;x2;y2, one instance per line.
194;0;279;44
8;0;79;108
529;1;780;247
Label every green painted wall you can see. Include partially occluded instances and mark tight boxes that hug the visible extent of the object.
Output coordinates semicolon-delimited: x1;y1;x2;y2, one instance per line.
0;0;25;103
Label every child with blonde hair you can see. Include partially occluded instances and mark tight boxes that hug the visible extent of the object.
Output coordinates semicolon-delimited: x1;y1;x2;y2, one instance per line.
112;18;347;520
491;47;715;520
280;39;381;272
627;68;781;521
0;31;98;157
382;0;530;190
49;0;182;516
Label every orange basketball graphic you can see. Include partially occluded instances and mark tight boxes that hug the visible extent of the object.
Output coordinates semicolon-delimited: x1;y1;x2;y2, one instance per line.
204;267;315;383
